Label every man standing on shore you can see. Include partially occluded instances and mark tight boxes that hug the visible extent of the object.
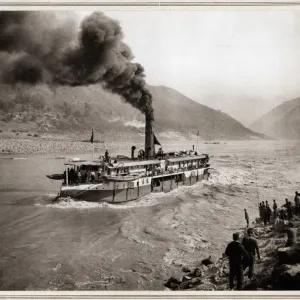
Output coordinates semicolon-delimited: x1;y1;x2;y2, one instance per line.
266;201;272;223
285;199;293;220
244;209;249;227
273;199;278;221
259;202;263;220
242;228;261;279
225;233;250;290
294;192;300;216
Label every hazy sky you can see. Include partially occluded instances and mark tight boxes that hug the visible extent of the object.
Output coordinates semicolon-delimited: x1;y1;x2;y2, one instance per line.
76;9;300;125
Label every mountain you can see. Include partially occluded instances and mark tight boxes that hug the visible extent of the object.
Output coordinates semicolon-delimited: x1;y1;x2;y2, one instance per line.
148;86;264;140
250;97;300;139
0;83;264;141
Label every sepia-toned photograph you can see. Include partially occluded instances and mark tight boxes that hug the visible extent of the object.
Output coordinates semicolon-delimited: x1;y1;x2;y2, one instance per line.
1;7;300;293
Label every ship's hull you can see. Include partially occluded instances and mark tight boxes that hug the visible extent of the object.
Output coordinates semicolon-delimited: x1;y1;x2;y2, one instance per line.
59;169;210;203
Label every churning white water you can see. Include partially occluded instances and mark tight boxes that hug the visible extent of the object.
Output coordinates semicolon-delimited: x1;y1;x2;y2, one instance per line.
0;140;299;290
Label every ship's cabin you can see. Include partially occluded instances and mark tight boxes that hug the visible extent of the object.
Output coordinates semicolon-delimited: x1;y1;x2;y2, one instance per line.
107;159;161;177
166;155;209;172
61;152;209;185
63;160;103;185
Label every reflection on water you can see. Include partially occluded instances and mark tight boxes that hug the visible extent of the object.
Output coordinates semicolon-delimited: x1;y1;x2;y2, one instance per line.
0;140;300;290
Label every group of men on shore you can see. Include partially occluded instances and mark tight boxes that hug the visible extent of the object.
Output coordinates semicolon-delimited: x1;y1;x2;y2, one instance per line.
224;191;300;290
257;191;300;226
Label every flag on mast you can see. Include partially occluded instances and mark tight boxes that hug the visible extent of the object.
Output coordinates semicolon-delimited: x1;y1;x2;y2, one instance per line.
153;134;161;146
197;130;199;137
90;128;94;144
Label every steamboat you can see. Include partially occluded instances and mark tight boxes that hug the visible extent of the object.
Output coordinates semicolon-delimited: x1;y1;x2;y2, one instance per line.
48;116;211;203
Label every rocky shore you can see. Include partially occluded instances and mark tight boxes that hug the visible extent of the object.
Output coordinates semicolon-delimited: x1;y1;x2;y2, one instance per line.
165;217;300;291
0;132;139;155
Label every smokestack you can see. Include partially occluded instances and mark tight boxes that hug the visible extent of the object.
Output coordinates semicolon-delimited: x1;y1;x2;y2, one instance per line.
145;113;154;160
131;145;136;160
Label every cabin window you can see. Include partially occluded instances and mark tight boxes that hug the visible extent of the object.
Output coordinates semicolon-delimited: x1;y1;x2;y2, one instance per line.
142;179;144;184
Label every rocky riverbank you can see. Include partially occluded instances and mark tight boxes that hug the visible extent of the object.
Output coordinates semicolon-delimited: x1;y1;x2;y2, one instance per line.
0;131;139;155
165;217;300;291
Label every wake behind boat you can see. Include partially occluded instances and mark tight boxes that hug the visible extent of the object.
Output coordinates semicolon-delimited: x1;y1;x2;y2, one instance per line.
47;117;212;203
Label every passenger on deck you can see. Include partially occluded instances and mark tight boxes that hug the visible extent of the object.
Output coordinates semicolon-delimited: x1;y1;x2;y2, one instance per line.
224;233;250;290
67;168;70;185
63;170;66;185
77;169;81;184
90;170;95;183
105;150;110;162
69;168;75;185
157;147;163;158
138;149;145;159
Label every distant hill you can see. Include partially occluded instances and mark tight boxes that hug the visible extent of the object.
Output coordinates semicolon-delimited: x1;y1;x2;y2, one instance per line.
0;83;264;141
250;97;300;139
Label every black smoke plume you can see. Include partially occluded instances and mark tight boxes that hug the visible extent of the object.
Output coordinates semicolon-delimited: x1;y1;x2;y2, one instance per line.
0;11;153;120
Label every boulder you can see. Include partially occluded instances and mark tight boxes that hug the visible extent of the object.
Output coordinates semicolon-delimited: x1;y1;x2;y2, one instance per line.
202;256;214;267
191;277;202;285
182;266;191;273
179;281;191;290
165;276;181;290
192;268;203;278
182;275;192;282
273;264;300;290
274;222;287;233
278;244;300;265
194;281;216;291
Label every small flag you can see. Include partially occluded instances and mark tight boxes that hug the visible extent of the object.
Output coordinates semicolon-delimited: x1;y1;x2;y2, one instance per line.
153;134;161;146
197;130;199;137
90;128;94;144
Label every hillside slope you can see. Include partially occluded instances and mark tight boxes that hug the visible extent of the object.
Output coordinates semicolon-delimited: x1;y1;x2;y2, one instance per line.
148;85;264;140
250;97;300;139
0;83;264;141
